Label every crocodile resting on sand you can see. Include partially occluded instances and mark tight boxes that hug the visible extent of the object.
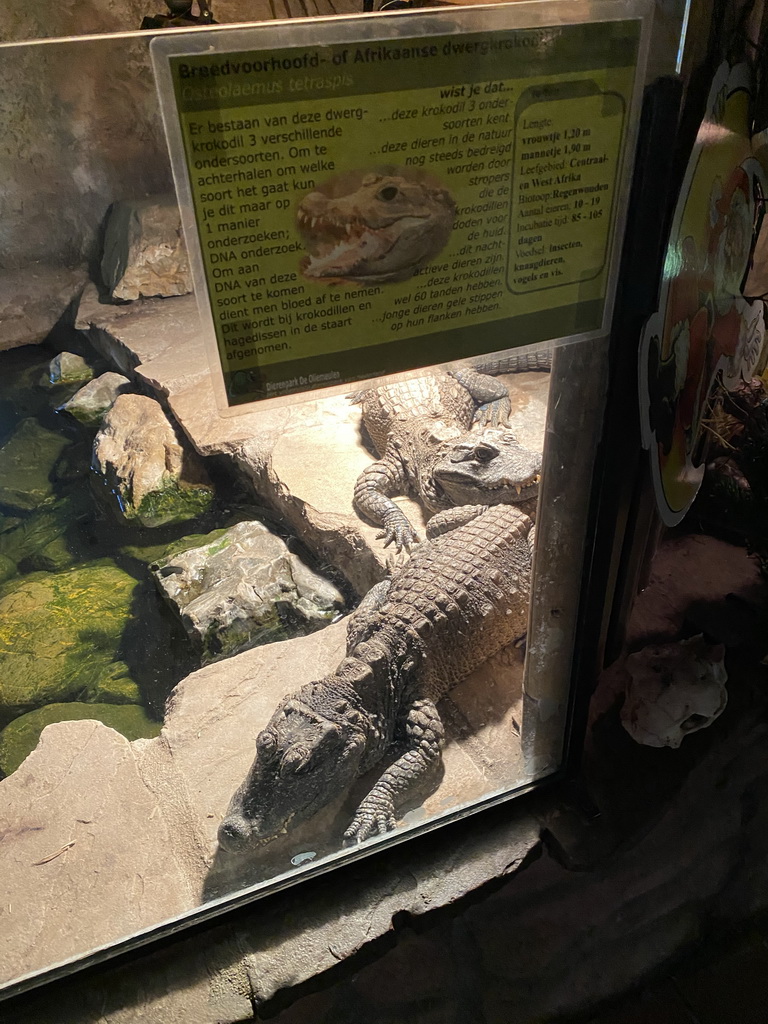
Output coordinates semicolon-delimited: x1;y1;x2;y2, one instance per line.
351;352;550;551
218;502;533;849
298;173;456;283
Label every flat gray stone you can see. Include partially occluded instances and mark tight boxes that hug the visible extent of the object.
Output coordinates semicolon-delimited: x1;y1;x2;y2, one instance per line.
0;599;532;995
0;721;205;988
152;520;345;660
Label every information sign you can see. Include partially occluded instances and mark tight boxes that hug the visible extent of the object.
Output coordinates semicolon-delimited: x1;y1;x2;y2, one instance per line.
152;4;647;409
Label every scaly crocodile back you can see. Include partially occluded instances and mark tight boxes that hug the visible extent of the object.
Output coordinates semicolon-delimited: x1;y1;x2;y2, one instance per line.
352;374;476;455
349;505;532;706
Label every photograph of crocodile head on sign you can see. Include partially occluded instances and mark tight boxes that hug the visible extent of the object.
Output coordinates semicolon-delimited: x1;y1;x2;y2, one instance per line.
296;168;456;285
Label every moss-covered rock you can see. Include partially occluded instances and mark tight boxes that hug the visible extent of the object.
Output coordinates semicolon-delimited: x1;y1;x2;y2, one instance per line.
0;418;70;512
0;554;15;584
152;520;345;662
0;562;140;718
44;351;94;386
121;525;231;567
0;702;161;775
92;394;214;528
22;532;74;572
0;496;86;574
59;371;131;428
89;659;142;704
135;478;214;528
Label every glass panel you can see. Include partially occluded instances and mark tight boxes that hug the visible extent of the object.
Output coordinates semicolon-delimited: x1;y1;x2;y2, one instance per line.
0;3;646;998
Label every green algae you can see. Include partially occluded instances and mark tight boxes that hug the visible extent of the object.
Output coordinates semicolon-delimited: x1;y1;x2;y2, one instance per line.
0;701;162;776
0;562;140;719
121;525;231;567
45;352;94;386
0;418;71;512
0;554;14;584
132;477;214;528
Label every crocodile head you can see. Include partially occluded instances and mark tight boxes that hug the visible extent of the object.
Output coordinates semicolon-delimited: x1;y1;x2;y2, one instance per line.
218;680;367;853
431;428;542;507
298;173;455;283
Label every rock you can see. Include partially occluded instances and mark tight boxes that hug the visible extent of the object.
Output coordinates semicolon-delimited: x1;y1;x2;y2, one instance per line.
0;418;70;512
59;371;132;426
0;515;22;533
1;27;173;276
21;531;73;572
90;660;143;705
92;394;214;528
0;702;161;776
75;287;209;383
0;554;14;584
0;494;90;574
0;266;87;351
152;520;345;660
0;563;141;718
0;720;206;988
101;195;192;302
43;351;94;387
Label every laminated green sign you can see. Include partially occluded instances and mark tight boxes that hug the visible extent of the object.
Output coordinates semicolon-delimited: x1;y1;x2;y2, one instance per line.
153;8;644;407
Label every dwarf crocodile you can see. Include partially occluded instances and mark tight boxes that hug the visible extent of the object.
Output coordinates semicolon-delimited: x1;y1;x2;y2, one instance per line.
297;173;456;283
218;502;534;849
351;351;550;551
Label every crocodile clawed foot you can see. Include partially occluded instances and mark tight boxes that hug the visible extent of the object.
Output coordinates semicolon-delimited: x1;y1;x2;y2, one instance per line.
377;526;419;553
343;793;397;843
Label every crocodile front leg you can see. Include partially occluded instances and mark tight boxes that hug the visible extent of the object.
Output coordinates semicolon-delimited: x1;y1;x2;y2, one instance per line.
344;698;445;841
353;444;420;551
449;368;511;427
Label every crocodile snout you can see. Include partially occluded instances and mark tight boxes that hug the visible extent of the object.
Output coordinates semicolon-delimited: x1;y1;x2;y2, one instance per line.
217;814;253;853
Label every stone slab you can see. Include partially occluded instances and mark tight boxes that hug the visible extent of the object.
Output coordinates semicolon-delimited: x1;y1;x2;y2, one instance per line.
0;720;206;987
0;266;87;351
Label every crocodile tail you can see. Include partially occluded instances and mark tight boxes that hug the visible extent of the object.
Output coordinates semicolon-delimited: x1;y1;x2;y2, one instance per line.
472;349;553;376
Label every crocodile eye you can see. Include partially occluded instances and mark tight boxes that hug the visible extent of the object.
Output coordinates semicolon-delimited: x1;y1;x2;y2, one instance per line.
377;185;400;201
472;442;498;463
